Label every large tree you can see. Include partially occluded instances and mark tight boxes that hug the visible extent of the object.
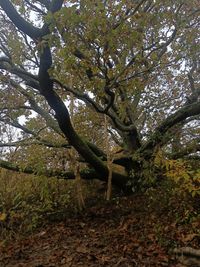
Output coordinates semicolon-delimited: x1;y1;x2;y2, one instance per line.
0;0;199;192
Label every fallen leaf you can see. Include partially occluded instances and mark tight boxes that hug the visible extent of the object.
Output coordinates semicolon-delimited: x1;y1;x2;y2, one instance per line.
182;233;199;243
76;245;88;254
0;213;7;222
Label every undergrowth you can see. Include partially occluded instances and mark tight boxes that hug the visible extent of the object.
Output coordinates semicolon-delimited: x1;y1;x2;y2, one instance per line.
0;169;90;242
0;168;199;245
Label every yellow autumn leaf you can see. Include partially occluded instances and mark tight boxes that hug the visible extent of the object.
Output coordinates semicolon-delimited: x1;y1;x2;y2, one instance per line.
0;213;7;221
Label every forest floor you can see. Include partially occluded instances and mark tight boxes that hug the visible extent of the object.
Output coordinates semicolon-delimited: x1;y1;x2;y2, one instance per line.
0;186;200;267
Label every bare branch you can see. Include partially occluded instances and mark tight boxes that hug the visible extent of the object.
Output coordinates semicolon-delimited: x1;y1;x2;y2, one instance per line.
24;0;46;15
0;139;70;149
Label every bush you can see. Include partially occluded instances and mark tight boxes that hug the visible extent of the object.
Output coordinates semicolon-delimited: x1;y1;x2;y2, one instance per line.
0;169;80;241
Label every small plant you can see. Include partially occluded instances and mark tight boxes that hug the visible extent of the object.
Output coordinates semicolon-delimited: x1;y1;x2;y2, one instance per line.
0;169;82;240
154;149;200;198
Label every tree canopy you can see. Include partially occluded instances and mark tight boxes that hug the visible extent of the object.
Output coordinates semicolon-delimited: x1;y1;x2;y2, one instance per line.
0;0;199;192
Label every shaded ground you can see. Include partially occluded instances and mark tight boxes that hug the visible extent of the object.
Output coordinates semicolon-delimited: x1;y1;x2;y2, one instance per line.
0;191;200;267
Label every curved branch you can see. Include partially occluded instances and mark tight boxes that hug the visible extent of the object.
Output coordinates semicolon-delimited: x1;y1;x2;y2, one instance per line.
38;44;110;176
1;74;106;160
0;0;64;40
55;79;140;133
0;118;35;136
0;56;39;86
20;88;107;158
0;0;44;39
169;139;200;159
141;101;200;156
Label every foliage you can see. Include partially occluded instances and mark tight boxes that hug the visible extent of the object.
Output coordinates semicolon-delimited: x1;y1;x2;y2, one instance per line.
0;3;199;265
0;168;89;240
0;0;199;192
154;149;200;197
1;180;200;266
166;160;200;197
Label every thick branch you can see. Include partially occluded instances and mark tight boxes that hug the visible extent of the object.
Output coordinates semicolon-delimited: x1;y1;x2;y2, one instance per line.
49;0;64;13
169;139;200;159
0;159;129;189
1;74;106;160
0;0;63;40
38;45;110;177
141;101;200;156
0;0;44;39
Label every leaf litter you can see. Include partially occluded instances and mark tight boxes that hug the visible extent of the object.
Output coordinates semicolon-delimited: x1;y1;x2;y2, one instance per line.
0;193;200;267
